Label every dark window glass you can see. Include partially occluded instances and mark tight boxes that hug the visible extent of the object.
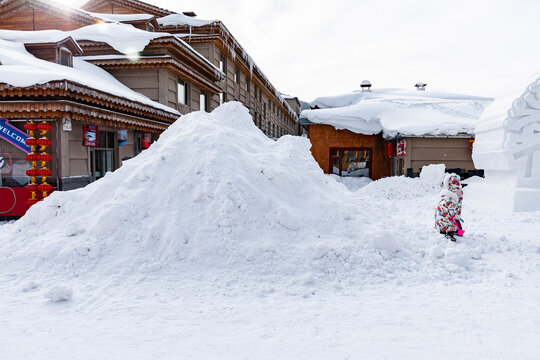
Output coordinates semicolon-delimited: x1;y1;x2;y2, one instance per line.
330;149;371;178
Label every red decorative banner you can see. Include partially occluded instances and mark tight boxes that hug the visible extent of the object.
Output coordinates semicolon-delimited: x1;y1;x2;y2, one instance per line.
83;125;98;147
397;139;407;157
142;133;151;149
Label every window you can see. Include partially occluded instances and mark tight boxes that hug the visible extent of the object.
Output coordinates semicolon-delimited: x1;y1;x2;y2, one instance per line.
330;148;371;178
219;92;226;105
200;92;208;111
58;47;72;67
234;68;240;84
263;103;266;118
178;81;188;105
245;78;250;92
219;55;226;73
254;86;258;100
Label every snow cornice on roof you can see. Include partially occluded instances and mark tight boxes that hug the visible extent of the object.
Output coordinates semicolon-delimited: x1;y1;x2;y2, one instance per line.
301;88;493;138
80;0;174;18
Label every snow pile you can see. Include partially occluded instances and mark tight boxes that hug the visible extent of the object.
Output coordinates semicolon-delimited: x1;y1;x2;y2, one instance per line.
419;164;446;186
473;73;540;212
302;88;492;138
44;286;73;302
0;103;362;282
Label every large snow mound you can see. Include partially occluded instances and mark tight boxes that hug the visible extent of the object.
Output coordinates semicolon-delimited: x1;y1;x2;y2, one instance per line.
302;88;493;138
0;103;490;290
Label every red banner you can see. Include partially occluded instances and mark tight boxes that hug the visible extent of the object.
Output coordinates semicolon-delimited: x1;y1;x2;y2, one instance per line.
0;187;31;217
83;125;98;147
142;133;151;149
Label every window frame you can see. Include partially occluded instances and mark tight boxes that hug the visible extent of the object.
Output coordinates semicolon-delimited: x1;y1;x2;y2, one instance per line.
178;81;188;105
200;92;208;111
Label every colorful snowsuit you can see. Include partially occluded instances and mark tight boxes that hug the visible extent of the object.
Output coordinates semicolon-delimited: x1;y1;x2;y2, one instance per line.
435;191;460;233
444;173;463;216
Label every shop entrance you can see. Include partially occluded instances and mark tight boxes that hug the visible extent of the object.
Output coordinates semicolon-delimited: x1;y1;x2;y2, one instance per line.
90;130;116;180
330;148;371;178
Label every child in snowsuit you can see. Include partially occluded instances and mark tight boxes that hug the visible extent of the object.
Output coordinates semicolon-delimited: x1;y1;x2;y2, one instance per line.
443;173;464;234
444;173;463;214
435;190;460;241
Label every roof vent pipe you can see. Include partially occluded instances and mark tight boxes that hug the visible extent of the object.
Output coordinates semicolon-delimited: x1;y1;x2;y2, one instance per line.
415;82;427;91
360;80;372;92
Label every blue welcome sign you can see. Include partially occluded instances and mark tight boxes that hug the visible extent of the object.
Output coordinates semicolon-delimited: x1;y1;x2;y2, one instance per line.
0;118;31;154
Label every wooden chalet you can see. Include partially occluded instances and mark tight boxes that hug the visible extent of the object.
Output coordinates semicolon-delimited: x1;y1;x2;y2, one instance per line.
0;0;301;216
80;0;299;138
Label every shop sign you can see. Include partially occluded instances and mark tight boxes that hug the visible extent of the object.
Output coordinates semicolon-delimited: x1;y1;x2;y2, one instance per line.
0;118;30;154
0;153;12;175
118;130;127;146
83;125;98;147
142;133;151;149
397;139;407;157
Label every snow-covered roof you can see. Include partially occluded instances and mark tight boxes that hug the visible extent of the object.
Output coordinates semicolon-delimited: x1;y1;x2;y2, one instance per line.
301;88;493;138
157;13;219;27
0;38;179;115
0;23;166;55
0;23;223;78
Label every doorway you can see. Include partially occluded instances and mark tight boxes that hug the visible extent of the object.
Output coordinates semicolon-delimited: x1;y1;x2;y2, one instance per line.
90;130;116;180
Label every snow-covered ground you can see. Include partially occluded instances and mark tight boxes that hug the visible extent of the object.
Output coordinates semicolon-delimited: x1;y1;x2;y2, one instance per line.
1;103;539;359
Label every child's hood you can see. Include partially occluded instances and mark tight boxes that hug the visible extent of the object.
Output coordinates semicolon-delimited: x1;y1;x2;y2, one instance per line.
444;173;462;190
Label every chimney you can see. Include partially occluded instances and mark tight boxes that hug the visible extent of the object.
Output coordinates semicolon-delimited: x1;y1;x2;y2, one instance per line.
182;12;197;17
361;80;372;92
415;82;427;91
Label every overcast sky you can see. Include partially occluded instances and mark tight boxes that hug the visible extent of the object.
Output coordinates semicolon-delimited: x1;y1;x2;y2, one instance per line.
72;0;540;102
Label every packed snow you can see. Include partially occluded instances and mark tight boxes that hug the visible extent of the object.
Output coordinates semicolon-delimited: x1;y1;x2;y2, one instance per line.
301;88;493;138
0;103;539;359
473;73;540;211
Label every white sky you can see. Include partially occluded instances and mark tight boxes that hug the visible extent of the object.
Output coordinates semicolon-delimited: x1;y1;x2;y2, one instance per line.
69;0;540;102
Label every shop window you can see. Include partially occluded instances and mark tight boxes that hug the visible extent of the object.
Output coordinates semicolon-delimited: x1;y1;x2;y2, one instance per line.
330;148;371;178
178;81;188;105
200;92;208;111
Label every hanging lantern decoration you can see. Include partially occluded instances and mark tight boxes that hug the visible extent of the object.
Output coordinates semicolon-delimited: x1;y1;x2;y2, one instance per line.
386;142;395;157
25;120;53;204
24;120;39;205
